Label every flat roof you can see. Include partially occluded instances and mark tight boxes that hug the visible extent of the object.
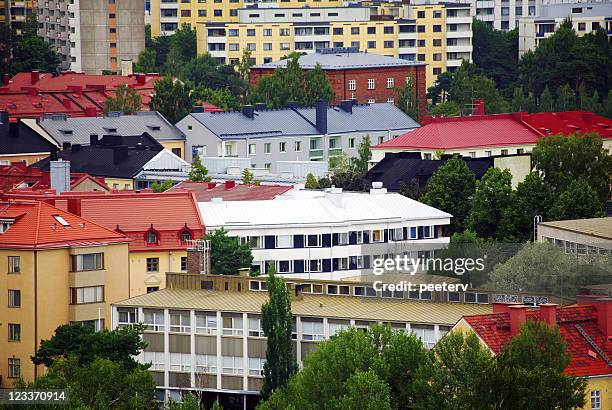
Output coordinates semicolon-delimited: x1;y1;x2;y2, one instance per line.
539;217;612;241
114;288;492;325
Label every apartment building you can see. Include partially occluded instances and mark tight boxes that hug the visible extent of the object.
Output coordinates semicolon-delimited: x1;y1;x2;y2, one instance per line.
37;0;144;73
0;0;36;32
151;0;342;36
0;200;130;384
537;217;612;255
518;2;612;57
176;101;420;166
198;185;452;279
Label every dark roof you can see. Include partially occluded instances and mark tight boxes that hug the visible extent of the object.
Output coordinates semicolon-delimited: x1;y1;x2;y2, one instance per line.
366;152;493;192
0;119;57;155
30;143;162;179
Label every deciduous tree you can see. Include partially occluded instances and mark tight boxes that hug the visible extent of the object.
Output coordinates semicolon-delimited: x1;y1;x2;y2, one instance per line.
205;228;253;275
188;154;212;182
467;167;513;239
103;85;142;115
149;76;194;124
549;178;604;220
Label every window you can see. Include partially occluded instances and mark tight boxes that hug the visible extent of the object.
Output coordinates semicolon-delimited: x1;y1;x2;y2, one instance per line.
591;390;601;410
371;229;383;242
434;10;441;18
248;317;264;337
8;290;21;307
578;22;586;31
170;352;191;372
250;280;268;291
301;283;323;294
351;41;360;48
501;149;508;155
279;142;286;152
263;28;272;36
433;39;442;47
306;259;321;272
279;28;290;36
417;25;425;33
70;286;103;304
306;234;321;247
180;230;191;242
8;358;20;378
54;215;70;226
249;357;265;376
181;257;187;272
247;29;255;36
367;41;376;49
351;27;359;35
198;9;206;17
146;230;158;244
228;29;238;37
333;27;343;35
327;284;350;295
433;25;441;32
277;260;291;273
8;256;20;273
517;148;524;154
302;319;324;340
264;43;272;51
418;54;425;62
348;79;356;91
146;257;159;272
367;26;376;35
8;324;20;341
423;226;434;238
354;286;377;297
247;43;256;51
264;143;271;154
222;316;243;336
222;356;243;375
275;235;292;248
294;141;302;152
433;53;442;61
386;78;394;89
195;312;217;334
147;287;159;293
469;151;476;158
118;308;137;326
169;310;190;333
229;43;239;51
411;324;436;349
367;79;375;90
143;309;165;332
143;351;165;371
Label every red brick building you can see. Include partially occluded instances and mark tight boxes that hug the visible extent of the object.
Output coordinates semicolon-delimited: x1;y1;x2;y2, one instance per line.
249;48;427;120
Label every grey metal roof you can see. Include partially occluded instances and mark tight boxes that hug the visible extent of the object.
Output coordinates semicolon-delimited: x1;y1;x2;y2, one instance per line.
535;2;612;19
37;111;185;145
190;103;420;140
252;50;426;70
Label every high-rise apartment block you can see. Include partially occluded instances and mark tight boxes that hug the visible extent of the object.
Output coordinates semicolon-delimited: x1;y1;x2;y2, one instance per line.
37;0;145;74
0;0;37;32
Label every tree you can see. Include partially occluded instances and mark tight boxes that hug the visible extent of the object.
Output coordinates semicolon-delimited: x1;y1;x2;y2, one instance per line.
205;228;253;275
549;178;604;220
149;76;194;124
555;83;576;111
134;49;157;73
579;84;603;114
421;156;476;234
305;173;319;189
398;179;421;200
242;168;255;185
426;71;454;105
467;167;513;239
303;63;335;107
352;135;372;175
448;62;510;115
531;133;612;202
9;14;60;75
103;85;142;114
604;90;612;119
192;86;240;111
32;322;147;370
498;172;557;242
538;85;555;112
150;179;174;193
260;266;298;399
172;24;197;62
317;176;332;188
396;76;419;120
164;45;184;77
188;154;212;182
427;101;461;117
472;19;519;91
338;371;392;410
510;86;526;112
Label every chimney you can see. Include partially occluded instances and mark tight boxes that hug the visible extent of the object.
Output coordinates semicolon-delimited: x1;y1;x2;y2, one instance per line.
539;303;558;327
31;70;40;84
62;141;71;150
136;73;146;85
473;99;486;116
592;298;612;341
508;305;527;336
71;143;82;153
492;302;519;314
242;105;254;119
225;180;236;189
2;74;9;86
85;106;97;117
370;181;387;195
339;99;353;114
315;100;328;134
90;134;98;146
67;198;81;215
113;145;129;164
50;159;70;193
0;111;8;126
207;182;217;189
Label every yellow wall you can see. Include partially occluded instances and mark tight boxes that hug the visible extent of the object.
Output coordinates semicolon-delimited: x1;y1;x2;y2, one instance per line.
412;4;447;89
0;153;49;166
104;177;134;190
129;250;187;297
0;242;129;385
160;140;186;159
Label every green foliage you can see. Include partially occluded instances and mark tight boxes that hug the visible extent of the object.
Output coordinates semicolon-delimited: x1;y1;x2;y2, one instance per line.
449;62;510;114
149;76;194;124
427;101;461;117
205;228;253;275
188;154;212;182
338;371;392;410
317;177;332;188
134;49;157;74
103;85;142;115
395;76;419;121
305;173;319;189
167;394;201;410
472;19;519;91
555;83;576;111
192;86;241;111
398;179;421;200
172;24;198;62
510;86;526;112
241;168;255;185
531;133;612;202
260;267;298;399
31;322;147;370
181;54;246;96
539;85;555;112
426;71;453;105
328;152;351;173
549;178;604;220
150;179;174;193
604;90;612;119
421;156;476;233
352;135;372;175
467;167;513;239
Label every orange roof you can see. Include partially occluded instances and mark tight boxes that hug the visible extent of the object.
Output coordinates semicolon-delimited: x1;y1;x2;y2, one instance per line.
169;181;293;201
0;200;129;249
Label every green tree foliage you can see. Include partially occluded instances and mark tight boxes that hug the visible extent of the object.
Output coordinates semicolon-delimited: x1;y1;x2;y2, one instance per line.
260;267;298;399
531;133;612;202
134;49;157;73
304;173;319;189
467;167;513;239
188;154;212;182
510;86;526;112
538;85;555;112
448;62;510;114
149;76;194;124
421;156;476;234
427;101;461;117
172;24;198;62
241;168;255;185
498;172;556;242
205;228;253;275
555;83;576;111
328;152;351;174
426;71;454;105
258;325;428;409
5;14;60;75
167;394;201;410
549;178;604;220
395;76;419;120
103;85;142;114
488;242;612;297
317;177;332;188
472;19;519;91
32;322;147;370
398;179;421;200
164;45;184;78
192;86;241;111
181;54;246;96
352;135;372;175
604;90;612;119
304;64;335;106
150;180;174;193
579;84;604;114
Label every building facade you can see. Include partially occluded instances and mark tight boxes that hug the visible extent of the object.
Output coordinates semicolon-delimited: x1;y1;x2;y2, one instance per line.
0;200;130;385
537;217;612;255
37;0;145;73
0;0;36;32
198;185;452;279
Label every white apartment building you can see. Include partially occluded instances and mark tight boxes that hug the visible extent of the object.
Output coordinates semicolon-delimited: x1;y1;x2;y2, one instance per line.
198;185;452;280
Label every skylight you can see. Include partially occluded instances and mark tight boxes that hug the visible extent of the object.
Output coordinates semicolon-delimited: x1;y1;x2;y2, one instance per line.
53;215;70;226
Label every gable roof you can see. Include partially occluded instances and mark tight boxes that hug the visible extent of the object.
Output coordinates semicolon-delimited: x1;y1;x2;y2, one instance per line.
539;217;612;241
36;111;184;145
0;118;58;155
373;111;612;150
0;200;128;249
461;304;612;377
189;103;419;140
169;181;293;201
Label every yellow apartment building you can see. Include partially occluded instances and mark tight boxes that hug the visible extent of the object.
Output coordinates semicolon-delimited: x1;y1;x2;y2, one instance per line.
0;200;130;385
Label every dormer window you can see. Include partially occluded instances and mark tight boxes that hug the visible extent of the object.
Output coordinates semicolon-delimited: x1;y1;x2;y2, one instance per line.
179;226;193;243
0;219;14;233
146;229;159;244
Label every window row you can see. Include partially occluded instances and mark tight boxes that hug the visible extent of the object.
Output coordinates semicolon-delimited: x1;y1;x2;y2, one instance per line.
70;286;104;305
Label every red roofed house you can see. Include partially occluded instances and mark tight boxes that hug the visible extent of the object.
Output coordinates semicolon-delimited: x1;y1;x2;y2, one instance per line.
4;190;205;296
0;162;109;193
168;180;293;202
371;106;612;186
0;200;130;385
452;298;612;409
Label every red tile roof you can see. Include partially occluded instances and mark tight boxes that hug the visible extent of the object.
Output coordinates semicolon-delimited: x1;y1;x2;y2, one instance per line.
462;304;612;377
168;181;293;202
373;111;612;150
0;163;108;192
3;190;205;252
0;200;128;249
4;72;161;92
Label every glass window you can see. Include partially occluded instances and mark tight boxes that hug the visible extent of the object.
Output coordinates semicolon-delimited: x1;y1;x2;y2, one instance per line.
196;312;217;334
169;310;191;333
306;234;320;247
147;230;158;244
368;79;375;90
70;286;103;304
8;323;21;341
307;259;321;272
222;356;243;375
302;319;324;340
591;390;601;410
144;309;165;332
276;235;292;248
8;256;20;273
146;258;159;272
8;358;20;378
118;308;137;325
222;316;243;336
70;253;103;271
372;229;383;242
195;354;217;373
249;357;265;376
411;324;436;349
248;317;264;337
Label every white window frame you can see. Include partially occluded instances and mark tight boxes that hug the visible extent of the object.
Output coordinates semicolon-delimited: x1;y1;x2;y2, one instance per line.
411;324;436;349
196;354;217;373
422;226;434;239
169;352;192;372
264;143;271;154
328;321;349;336
222;355;244;375
327;284;350;296
169;311;191;333
367;79;375;89
195;312;217;335
338;232;349;245
143;351;165;370
249;280;268;292
591;390;601;410
248;143;256;155
275;235;293;249
248;357;266;376
305;234;321;248
143;309;165;332
348;79;356;91
306;259;322;273
294;141;302;152
118;308;137;326
277;260;292;274
386;77;394;88
371;229;383;243
222;316;244;336
301;320;324;341
393;227;403;241
248;317;264;338
301;283;323;294
279;141;286;152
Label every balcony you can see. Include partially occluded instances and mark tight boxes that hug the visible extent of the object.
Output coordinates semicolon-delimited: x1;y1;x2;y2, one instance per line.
309;149;323;159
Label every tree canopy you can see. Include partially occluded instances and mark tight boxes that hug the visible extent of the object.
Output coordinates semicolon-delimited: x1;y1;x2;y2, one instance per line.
149;77;194;124
103;85;142;115
205;228;253;275
467;167;513;240
188;154;212;182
